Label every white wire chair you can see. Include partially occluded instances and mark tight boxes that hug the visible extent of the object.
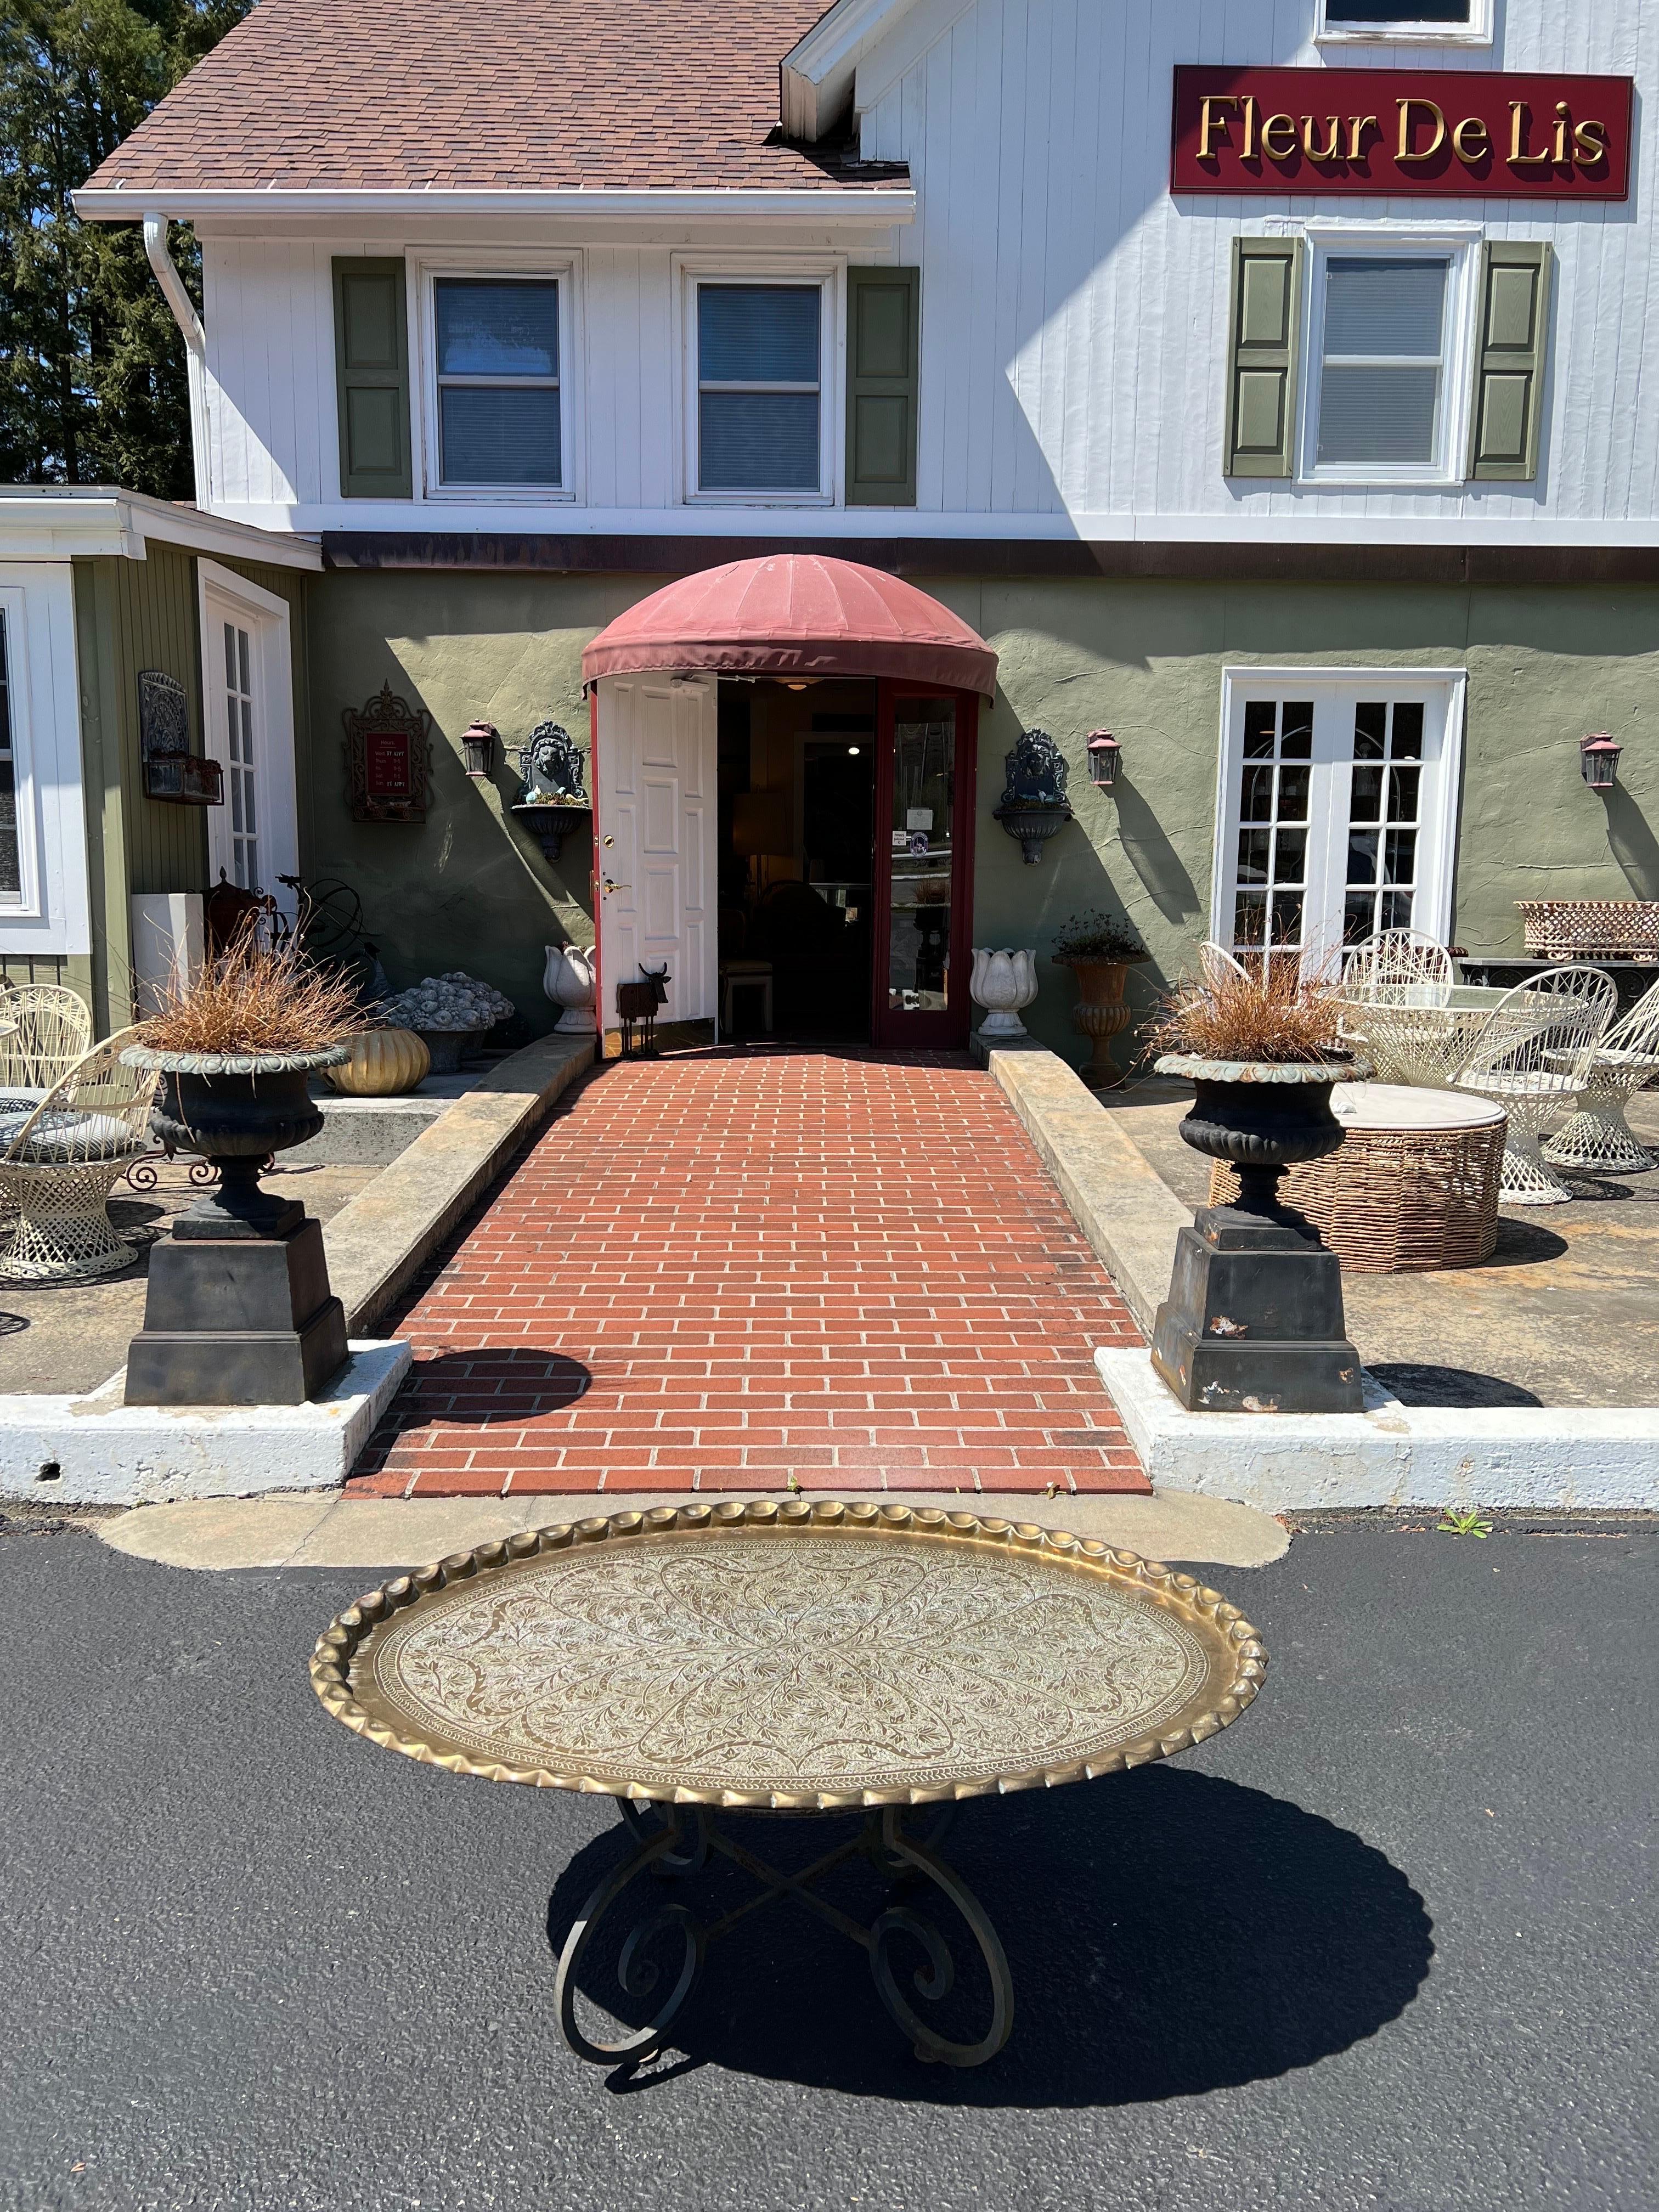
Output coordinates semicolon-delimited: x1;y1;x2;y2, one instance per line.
0;1028;159;1281
1454;966;1618;1205
1340;929;1457;1006
1542;972;1659;1175
1197;940;1249;994
0;983;94;1094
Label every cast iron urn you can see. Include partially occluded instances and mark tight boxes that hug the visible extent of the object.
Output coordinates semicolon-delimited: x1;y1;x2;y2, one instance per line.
119;1044;351;1406
1149;1054;1367;1415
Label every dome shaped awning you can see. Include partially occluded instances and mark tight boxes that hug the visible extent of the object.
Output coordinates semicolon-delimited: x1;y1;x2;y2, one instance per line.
581;554;997;699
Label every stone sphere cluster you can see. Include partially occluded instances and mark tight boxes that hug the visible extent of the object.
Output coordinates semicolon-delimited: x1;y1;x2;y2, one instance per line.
380;970;515;1035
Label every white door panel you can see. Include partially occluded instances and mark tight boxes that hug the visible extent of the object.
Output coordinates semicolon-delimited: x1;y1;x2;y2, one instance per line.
596;674;716;1029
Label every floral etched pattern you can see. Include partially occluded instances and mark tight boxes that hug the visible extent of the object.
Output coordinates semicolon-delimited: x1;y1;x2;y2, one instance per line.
364;1531;1211;1796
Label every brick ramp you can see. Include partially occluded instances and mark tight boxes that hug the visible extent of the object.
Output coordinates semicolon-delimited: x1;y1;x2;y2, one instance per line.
348;1048;1148;1497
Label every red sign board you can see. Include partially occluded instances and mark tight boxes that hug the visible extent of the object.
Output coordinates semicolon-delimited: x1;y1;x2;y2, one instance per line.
365;726;413;798
1172;67;1632;199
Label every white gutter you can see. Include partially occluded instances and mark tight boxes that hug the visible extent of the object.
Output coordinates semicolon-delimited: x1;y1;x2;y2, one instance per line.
0;490;322;569
142;214;205;357
80;185;914;224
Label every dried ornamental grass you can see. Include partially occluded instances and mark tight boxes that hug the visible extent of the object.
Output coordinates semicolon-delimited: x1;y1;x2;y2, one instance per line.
138;932;362;1055
1148;956;1347;1066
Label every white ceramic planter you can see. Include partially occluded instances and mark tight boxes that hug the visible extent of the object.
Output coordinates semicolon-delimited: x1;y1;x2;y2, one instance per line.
543;944;597;1035
969;947;1039;1040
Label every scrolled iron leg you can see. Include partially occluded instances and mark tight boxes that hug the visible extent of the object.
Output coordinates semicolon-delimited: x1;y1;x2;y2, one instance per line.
554;1809;708;2064
868;1808;1013;2067
617;1798;710;1872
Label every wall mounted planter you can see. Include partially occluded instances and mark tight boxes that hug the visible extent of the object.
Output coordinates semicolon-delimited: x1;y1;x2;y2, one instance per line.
992;729;1073;865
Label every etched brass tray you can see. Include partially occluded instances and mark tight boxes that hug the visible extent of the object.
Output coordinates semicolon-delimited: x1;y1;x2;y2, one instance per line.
311;1499;1266;1812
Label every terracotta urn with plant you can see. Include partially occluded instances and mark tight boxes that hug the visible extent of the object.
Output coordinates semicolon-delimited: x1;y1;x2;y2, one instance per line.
1051;910;1148;1090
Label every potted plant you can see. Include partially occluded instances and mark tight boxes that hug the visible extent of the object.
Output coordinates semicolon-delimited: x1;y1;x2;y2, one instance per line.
1052;910;1149;1090
378;971;515;1074
1142;957;1369;1415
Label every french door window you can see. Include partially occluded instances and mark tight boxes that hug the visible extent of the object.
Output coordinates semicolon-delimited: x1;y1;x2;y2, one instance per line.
0;611;19;902
220;618;261;890
1214;673;1464;974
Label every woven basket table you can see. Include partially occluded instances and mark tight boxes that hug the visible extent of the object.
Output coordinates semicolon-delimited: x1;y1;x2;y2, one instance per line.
312;1498;1266;2071
1208;1081;1506;1273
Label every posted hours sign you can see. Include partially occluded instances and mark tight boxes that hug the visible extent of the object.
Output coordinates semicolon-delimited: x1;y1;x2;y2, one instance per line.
1171;68;1632;200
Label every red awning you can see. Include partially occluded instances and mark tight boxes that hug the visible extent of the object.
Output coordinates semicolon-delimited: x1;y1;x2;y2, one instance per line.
580;554;998;699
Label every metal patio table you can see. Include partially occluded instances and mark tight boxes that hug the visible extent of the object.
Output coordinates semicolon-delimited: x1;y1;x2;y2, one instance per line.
312;1499;1266;2069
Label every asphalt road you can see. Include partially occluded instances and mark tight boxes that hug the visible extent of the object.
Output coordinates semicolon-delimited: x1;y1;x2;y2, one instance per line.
1;1517;1654;2212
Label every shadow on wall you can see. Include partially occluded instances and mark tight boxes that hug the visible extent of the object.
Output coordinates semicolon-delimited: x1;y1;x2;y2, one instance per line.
1601;788;1659;899
1112;774;1203;928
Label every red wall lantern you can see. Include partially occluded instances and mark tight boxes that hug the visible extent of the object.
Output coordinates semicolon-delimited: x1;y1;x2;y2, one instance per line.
1086;730;1122;790
462;720;499;780
1580;732;1622;789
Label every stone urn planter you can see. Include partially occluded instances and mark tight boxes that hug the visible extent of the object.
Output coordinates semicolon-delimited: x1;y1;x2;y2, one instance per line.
1147;1053;1369;1417
969;948;1039;1041
411;1025;487;1075
543;943;597;1035
1057;953;1148;1090
118;1043;351;1406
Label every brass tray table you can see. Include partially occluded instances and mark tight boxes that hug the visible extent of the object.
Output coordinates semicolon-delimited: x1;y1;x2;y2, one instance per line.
312;1499;1267;2069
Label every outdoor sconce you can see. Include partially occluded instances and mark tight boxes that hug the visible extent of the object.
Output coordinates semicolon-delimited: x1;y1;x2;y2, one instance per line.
1581;732;1622;789
1086;730;1122;791
461;720;498;780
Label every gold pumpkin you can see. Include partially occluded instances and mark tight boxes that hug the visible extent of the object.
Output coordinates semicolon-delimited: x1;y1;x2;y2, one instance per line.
326;1026;431;1097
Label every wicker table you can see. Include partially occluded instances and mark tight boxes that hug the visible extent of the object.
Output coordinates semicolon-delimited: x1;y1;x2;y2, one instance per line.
1209;1081;1507;1272
312;1499;1266;2070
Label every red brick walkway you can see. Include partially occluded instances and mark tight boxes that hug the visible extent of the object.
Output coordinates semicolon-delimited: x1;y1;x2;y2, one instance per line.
348;1049;1147;1498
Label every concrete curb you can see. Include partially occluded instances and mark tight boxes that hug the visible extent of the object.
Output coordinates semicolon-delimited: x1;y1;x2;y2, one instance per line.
323;1031;596;1331
0;1341;411;1506
985;1045;1186;1334
1098;1347;1659;1511
94;1485;1291;1572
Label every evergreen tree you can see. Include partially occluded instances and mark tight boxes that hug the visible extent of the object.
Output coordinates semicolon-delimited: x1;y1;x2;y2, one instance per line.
0;0;249;496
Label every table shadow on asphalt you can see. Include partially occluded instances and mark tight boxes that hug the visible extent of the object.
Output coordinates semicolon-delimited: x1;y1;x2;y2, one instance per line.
546;1770;1434;2104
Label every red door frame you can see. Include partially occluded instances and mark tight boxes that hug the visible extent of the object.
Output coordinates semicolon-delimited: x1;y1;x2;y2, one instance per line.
870;679;979;1051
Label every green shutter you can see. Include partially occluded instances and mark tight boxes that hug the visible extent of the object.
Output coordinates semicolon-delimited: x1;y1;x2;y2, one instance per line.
1469;242;1551;482
1224;238;1303;479
332;257;412;499
845;266;919;506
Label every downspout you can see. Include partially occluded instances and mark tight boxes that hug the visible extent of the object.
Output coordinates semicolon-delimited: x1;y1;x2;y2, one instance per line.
143;214;212;505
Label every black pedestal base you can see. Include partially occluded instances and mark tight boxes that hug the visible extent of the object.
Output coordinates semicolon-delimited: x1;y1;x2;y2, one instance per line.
1150;1205;1363;1415
124;1217;349;1407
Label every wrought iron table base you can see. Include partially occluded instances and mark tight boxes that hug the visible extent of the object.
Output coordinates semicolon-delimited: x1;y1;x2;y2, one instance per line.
555;1800;1013;2069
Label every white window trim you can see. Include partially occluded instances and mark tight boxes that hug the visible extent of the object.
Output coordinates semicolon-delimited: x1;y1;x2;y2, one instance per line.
674;255;844;507
412;250;583;504
1210;666;1468;973
196;560;301;927
1316;0;1492;46
1295;224;1482;489
0;566;91;957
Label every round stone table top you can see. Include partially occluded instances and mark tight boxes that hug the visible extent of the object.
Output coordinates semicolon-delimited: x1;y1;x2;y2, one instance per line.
311;1501;1267;1810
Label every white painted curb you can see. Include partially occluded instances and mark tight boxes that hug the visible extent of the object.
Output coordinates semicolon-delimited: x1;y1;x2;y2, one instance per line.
0;1340;411;1507
1096;1347;1659;1511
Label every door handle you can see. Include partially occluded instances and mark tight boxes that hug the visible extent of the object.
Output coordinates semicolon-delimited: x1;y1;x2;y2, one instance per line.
601;877;631;898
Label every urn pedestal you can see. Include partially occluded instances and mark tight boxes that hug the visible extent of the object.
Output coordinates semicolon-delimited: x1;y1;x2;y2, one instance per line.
1148;1056;1365;1416
119;1046;351;1407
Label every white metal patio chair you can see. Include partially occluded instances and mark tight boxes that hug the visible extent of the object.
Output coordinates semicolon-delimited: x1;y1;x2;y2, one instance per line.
1341;928;1457;1006
1453;966;1617;1205
0;983;94;1093
1197;940;1249;993
1542;972;1659;1175
0;1029;159;1282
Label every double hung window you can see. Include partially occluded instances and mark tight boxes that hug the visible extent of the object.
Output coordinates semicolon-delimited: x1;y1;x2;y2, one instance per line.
692;279;829;499
1318;0;1490;41
1312;253;1455;475
433;278;562;489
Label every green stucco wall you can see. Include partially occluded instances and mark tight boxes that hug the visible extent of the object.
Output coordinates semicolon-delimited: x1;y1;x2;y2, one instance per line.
300;568;1659;1057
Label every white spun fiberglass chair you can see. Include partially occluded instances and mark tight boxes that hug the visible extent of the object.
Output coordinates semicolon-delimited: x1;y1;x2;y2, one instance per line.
0;1030;159;1282
1341;928;1456;1006
0;983;94;1094
1339;930;1459;1086
1543;972;1659;1176
1454;966;1617;1205
1197;941;1250;995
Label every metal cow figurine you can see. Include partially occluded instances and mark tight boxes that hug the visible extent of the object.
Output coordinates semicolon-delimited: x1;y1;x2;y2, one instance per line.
616;964;670;1058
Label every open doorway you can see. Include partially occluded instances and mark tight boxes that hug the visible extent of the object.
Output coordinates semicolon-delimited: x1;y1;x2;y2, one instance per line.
717;676;877;1042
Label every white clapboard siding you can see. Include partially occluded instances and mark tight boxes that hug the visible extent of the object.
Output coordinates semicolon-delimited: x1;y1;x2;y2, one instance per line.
194;0;1658;533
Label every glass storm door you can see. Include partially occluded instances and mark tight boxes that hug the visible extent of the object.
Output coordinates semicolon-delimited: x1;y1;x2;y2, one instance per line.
213;617;261;890
1216;679;1459;975
871;682;978;1048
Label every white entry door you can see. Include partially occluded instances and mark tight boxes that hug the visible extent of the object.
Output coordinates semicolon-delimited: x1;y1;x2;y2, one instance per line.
198;561;300;926
594;674;716;1032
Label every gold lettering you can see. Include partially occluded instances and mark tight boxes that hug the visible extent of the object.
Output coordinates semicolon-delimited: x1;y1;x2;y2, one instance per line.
1347;114;1379;161
1242;94;1259;160
1452;114;1490;163
1397;98;1447;163
1260;111;1297;161
1553;100;1571;163
1574;116;1610;165
1198;94;1239;162
1302;114;1342;162
1509;100;1551;166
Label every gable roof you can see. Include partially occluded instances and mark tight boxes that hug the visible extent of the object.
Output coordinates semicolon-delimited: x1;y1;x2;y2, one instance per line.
79;0;911;199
